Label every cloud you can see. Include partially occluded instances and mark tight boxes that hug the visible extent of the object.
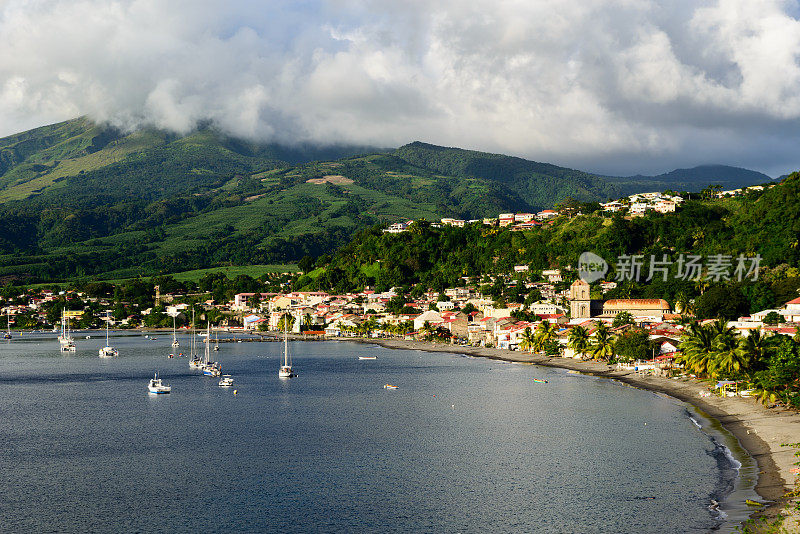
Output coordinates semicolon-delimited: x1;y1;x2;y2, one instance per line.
1;0;800;175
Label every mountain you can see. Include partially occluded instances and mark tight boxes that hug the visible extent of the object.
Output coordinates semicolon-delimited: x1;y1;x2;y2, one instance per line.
603;164;773;195
393;141;621;210
0;118;778;283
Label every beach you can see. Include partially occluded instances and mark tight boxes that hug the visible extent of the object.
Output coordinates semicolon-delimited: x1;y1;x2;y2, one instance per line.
339;337;800;528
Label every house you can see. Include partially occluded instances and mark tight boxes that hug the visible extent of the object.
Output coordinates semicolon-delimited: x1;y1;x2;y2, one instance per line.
413;310;444;331
514;265;530;273
653;200;676;213
629;202;649;215
384;220;413;233
514;213;536;222
498;213;515;227
541;269;562;283
535;210;559;221
441;218;466;227
601;201;624;212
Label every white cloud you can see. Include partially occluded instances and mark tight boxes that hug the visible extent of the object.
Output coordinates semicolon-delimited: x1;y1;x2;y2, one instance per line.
1;0;800;175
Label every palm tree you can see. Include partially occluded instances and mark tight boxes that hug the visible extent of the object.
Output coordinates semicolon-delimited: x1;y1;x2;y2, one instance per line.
591;322;615;362
737;328;773;372
568;326;590;360
519;327;535;353
708;318;735;340
533;321;556;352
678;322;716;377
710;332;746;379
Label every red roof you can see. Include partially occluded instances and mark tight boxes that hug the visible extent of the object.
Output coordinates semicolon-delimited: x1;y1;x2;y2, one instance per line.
787;297;800;305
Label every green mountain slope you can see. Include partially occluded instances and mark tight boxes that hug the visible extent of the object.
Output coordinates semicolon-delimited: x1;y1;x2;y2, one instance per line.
0;118;778;283
393;141;622;210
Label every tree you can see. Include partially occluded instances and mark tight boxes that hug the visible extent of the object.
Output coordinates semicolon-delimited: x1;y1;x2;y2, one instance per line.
519;327;535;353
591;322;616;362
612;311;635;328
277;314;295;332
678;323;716;376
710;329;746;379
737;328;774;372
694;285;748;320
615;329;654;363
568;326;590;360
533;321;557;353
763;311;782;325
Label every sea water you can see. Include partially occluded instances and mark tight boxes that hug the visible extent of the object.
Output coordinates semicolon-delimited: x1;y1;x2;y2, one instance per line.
0;333;755;533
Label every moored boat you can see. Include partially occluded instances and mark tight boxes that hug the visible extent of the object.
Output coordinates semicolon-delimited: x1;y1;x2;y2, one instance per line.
219;375;234;387
147;373;171;394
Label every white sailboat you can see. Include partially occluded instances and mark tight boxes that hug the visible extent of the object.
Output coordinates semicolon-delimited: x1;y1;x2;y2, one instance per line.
3;308;11;339
58;310;76;352
98;311;118;357
171;314;180;348
201;323;221;377
278;317;294;378
189;309;203;369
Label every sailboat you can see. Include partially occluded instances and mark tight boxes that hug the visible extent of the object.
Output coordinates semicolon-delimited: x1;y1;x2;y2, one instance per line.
58;310;76;352
171;314;180;348
189;309;203;369
98;311;118;357
3;309;11;339
201;323;221;377
278;317;294;378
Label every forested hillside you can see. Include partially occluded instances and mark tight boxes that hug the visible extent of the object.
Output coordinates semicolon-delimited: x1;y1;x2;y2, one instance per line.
298;174;800;318
0;118;778;283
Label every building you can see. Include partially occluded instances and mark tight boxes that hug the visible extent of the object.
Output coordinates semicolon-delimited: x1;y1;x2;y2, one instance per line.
498;213;515;227
541;269;562;283
600;299;672;320
536;210;559;221
568;279;600;319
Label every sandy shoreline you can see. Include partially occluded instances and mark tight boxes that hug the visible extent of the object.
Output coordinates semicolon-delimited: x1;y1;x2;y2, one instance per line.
336;336;800;527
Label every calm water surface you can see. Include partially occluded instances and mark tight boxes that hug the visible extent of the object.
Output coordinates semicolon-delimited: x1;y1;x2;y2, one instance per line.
0;333;754;532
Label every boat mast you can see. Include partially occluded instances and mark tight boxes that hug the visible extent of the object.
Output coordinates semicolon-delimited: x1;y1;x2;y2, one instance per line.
105;311;109;346
204;323;210;364
172;314;176;343
191;308;196;358
284;314;288;367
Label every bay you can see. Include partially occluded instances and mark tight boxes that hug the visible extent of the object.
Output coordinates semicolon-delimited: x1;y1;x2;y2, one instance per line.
0;333;745;532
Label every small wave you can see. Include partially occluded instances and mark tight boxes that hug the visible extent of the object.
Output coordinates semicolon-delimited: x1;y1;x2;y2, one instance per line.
689;415;702;429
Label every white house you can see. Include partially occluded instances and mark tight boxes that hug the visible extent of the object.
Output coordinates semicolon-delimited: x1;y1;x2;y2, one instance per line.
413;310;444;331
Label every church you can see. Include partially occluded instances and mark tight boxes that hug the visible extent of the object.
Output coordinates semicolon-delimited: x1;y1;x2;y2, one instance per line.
568;279;671;320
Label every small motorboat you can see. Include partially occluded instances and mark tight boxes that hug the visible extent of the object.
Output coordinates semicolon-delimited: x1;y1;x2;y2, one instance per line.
219;375;234;387
358;356;377;360
147;373;171;394
532;378;548;383
168;353;174;359
383;384;398;389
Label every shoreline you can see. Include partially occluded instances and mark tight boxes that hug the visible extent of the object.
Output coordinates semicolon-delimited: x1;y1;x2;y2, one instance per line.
338;336;800;528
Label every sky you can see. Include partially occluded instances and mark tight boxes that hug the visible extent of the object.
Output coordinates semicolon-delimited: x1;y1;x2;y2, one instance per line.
1;0;800;176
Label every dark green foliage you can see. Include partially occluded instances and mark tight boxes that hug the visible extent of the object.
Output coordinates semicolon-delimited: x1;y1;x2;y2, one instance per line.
394;141;621;210
695;285;749;320
614;329;655;363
